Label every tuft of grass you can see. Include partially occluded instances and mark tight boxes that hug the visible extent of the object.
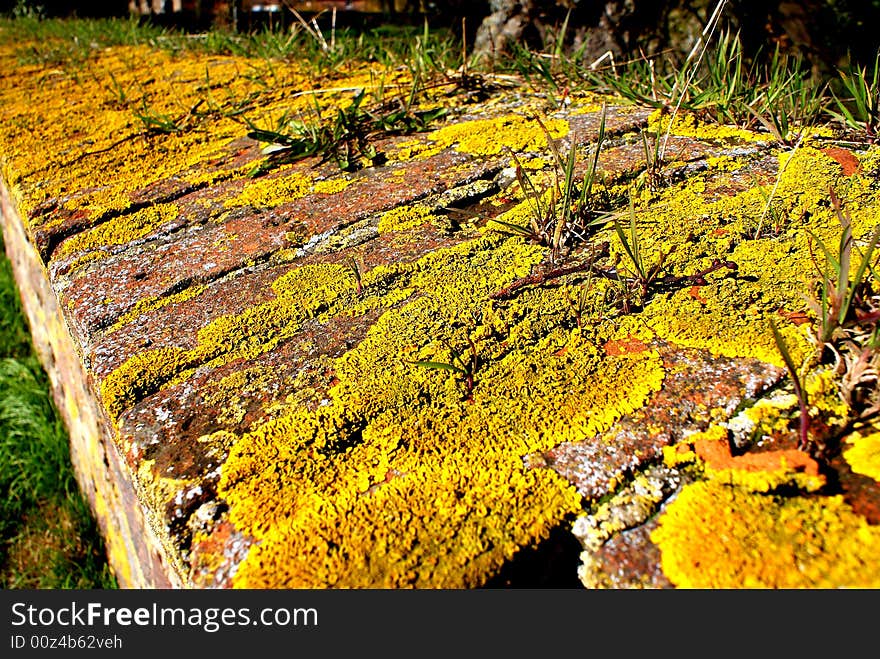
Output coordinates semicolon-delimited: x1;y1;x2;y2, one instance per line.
1;15;169;67
612;194;675;307
567;271;593;330
410;335;479;401
580;20;825;148
752;132;804;239
346;256;364;296
745;48;826;147
829;51;880;142
492;104;610;264
806;188;880;346
638;128;666;192
606;191;737;314
776;188;880;457
245;86;447;175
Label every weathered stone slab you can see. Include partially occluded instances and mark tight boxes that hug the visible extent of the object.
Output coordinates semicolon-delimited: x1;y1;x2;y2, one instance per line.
2;32;880;589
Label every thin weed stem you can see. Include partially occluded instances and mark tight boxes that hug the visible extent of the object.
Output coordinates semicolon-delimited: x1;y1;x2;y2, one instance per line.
660;0;729;162
754;132;804;239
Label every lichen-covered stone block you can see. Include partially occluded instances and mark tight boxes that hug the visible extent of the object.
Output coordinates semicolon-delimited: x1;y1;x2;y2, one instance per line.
2;24;879;588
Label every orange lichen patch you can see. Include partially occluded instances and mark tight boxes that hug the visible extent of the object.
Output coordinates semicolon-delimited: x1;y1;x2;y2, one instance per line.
822;147;861;176
652;480;880;588
603;335;649;356
694;437;818;476
777;308;811;325
663;423;825;493
687;286;707;305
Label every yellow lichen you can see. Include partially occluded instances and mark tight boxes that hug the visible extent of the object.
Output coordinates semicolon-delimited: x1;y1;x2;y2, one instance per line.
843;428;880;482
100;346;192;420
427;114;569;156
6;23;880;590
208;232;668;587
648;109;771;144
607;145;870;368
224;171;314;209
705;155;743;172
662;443;697;467
313;176;353;195
200;365;284;428
0;37;384;231
107;284;207;334
652;480;880;588
376;204;439;233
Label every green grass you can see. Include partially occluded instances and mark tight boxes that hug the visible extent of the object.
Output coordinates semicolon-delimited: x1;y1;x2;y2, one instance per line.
1;14;168;67
487;3;870;148
577;28;827;142
0;236;115;589
491;106;611;264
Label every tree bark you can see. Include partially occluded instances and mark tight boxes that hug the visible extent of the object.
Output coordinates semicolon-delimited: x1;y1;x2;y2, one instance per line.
471;1;678;65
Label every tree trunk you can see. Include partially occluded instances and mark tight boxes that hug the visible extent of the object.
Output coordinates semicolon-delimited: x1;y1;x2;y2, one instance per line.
471;1;678;65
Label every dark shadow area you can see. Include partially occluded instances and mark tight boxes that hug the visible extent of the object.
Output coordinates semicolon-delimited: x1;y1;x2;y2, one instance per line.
482;524;584;588
232;1;489;43
5;1;878;73
0;1;128;18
